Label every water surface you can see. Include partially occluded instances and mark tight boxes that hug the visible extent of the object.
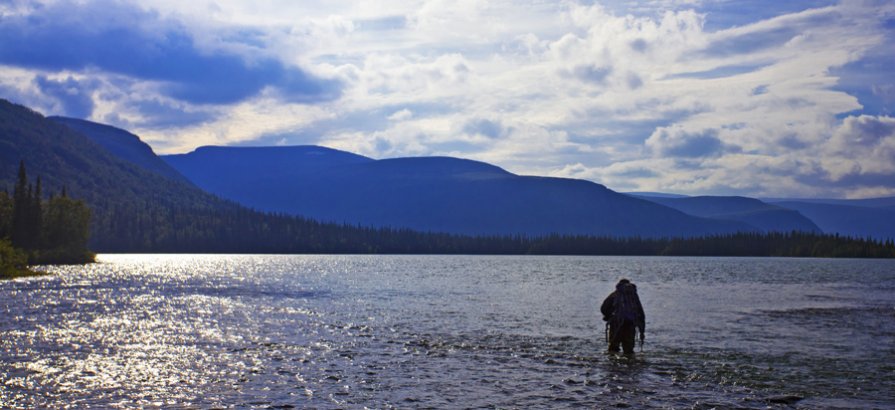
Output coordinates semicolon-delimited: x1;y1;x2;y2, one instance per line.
1;255;893;408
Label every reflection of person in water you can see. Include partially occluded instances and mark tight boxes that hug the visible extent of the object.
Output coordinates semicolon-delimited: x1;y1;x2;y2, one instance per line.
600;279;645;354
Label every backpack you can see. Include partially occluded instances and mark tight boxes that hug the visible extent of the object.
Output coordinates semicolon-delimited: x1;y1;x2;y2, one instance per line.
611;282;645;337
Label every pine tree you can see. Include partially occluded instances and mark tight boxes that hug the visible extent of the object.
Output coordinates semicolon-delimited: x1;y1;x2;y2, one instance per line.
11;161;30;249
31;176;42;249
41;194;92;262
0;190;11;239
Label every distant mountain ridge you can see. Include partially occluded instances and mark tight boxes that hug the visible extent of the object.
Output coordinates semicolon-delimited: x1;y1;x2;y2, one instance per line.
762;196;895;208
630;195;821;233
163;145;756;238
769;201;895;241
634;192;895;240
161;145;373;203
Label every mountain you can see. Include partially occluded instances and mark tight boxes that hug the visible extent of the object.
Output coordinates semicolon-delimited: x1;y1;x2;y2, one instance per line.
0;98;502;253
162;145;373;204
49;116;191;183
632;195;821;233
0;99;244;250
769;201;895;240
163;145;754;238
762;196;895;208
631;191;895;240
624;191;689;199
0;101;209;212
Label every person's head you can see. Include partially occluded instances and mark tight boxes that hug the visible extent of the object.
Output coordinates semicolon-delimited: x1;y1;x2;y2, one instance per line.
616;278;635;292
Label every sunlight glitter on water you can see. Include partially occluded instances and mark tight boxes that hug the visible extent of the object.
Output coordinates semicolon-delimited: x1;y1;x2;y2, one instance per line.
1;257;267;407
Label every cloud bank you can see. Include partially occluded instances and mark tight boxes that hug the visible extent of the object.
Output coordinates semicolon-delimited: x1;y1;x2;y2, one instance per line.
1;0;894;198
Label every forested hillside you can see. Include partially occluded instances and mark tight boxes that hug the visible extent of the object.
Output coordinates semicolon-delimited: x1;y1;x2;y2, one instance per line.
1;99;427;252
49;116;191;183
1;99;239;250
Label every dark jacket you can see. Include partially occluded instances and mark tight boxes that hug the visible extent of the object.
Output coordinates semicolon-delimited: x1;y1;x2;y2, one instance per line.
601;282;645;331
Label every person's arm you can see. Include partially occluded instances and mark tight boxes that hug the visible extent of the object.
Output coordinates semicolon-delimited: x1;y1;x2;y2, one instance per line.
637;298;645;323
635;295;646;339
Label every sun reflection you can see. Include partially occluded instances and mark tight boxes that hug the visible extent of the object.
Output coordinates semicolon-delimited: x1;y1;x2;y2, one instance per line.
0;255;340;408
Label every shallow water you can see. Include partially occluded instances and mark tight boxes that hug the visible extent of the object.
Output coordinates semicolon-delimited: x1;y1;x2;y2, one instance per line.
1;255;893;408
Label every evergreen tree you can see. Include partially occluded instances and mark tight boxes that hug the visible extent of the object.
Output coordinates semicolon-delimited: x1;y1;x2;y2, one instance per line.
11;161;30;249
30;176;42;249
40;194;92;263
0;191;11;239
4;162;93;263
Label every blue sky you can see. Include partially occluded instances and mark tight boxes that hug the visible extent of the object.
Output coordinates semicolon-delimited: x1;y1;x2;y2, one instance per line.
1;0;894;198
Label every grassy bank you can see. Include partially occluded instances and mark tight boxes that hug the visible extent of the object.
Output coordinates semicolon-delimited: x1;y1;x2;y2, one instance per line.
0;239;41;279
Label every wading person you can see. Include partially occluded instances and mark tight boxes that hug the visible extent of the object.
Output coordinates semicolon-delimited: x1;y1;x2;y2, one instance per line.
600;279;645;354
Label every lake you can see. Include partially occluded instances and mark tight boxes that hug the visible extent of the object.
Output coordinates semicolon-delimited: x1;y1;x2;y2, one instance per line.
1;255;893;408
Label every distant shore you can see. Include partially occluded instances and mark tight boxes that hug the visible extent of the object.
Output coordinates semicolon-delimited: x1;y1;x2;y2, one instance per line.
1;241;95;280
0;266;47;280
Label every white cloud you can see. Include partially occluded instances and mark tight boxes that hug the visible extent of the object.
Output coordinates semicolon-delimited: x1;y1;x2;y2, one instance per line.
822;115;895;179
388;108;413;121
138;95;336;153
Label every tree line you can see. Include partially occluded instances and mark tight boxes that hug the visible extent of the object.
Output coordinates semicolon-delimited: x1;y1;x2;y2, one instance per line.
87;200;895;258
519;231;895;258
0;161;93;275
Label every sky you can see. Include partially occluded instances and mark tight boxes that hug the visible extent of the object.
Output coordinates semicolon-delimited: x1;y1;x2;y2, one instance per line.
1;0;894;198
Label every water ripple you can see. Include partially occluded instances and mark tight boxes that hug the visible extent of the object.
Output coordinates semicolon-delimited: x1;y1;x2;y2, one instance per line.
1;255;893;408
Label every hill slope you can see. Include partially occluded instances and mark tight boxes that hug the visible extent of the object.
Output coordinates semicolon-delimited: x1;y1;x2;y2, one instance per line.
163;145;373;206
49;116;191;183
763;196;895;208
0;99;246;250
164;146;754;237
771;201;895;240
634;195;821;233
0;101;210;213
